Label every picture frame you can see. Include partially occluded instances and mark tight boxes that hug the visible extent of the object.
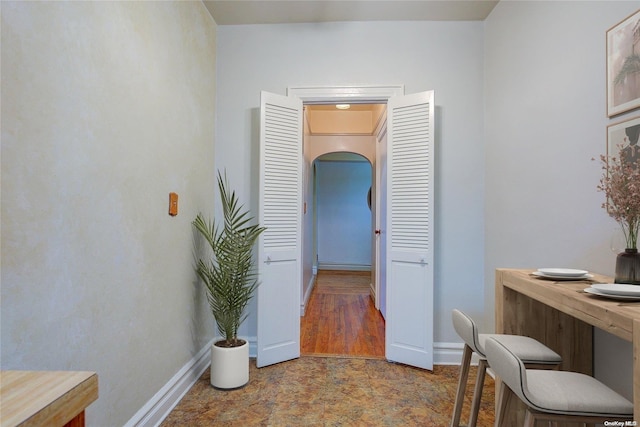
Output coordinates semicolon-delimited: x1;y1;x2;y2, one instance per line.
606;9;640;117
607;115;640;166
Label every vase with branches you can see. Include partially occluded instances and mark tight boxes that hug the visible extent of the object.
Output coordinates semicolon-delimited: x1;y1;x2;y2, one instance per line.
598;146;640;284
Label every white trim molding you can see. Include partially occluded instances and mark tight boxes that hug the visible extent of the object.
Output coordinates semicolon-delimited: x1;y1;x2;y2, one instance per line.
317;263;371;271
288;85;404;104
434;342;482;366
127;336;260;427
300;273;317;316
124;338;214;427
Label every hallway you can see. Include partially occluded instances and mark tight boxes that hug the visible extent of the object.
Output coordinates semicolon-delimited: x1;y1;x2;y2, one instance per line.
300;270;385;358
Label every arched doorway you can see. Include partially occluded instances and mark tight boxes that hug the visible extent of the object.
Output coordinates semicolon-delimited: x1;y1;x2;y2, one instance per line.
300;151;385;358
313;152;372;274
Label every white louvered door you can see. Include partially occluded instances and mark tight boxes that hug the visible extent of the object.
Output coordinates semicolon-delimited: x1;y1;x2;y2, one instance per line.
257;91;302;368
385;91;434;370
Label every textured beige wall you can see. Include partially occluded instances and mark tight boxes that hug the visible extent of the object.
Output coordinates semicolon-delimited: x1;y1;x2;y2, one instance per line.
1;1;217;424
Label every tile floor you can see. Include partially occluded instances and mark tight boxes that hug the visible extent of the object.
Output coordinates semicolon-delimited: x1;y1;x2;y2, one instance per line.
160;356;495;426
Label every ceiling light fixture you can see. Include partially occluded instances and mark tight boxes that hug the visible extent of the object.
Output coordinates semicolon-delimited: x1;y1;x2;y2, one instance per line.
335;104;351;110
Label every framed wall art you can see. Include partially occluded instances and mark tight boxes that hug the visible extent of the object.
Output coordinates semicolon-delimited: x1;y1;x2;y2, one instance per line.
607;115;640;167
607;9;640;117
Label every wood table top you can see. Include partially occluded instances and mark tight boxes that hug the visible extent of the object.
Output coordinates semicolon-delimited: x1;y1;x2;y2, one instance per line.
0;370;98;427
497;268;640;341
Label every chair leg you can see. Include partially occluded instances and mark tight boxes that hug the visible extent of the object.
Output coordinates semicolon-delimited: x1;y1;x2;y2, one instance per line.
468;358;488;427
494;382;512;427
523;410;536;427
450;344;473;427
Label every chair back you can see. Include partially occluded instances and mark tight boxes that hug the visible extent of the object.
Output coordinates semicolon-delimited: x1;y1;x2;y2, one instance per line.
452;309;482;354
484;337;529;403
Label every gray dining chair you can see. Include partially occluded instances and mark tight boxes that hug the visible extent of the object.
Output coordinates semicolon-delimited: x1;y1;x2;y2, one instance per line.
484;336;633;426
450;309;562;427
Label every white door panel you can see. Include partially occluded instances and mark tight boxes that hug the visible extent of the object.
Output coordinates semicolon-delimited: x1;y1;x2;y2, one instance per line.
257;91;302;368
388;260;431;366
385;90;434;370
257;257;299;366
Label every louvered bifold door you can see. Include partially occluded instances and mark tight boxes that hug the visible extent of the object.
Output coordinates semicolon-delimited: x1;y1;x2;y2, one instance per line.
257;91;302;368
385;91;434;370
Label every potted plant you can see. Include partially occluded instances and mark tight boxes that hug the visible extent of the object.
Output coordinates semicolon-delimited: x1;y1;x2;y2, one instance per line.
597;144;640;284
192;171;265;388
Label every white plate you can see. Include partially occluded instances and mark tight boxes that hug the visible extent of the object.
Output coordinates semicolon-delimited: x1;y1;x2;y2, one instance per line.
590;283;640;296
537;268;589;277
532;271;593;281
584;287;640;301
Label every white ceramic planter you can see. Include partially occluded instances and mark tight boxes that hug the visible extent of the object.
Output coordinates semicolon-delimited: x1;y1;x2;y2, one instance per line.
210;339;249;389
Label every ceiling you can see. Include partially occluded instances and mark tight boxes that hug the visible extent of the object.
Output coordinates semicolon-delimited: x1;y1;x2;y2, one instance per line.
203;1;500;25
305;104;386;135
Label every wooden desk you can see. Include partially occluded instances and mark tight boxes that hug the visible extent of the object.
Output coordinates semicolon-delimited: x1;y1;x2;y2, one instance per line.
496;268;640;425
0;371;98;427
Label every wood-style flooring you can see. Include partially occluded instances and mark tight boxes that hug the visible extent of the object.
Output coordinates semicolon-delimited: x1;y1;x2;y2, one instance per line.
300;270;385;358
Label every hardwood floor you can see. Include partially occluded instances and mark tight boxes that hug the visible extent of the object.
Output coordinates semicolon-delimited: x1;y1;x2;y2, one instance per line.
300;270;385;358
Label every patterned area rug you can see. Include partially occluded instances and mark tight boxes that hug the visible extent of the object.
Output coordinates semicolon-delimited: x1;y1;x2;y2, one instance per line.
160;357;495;426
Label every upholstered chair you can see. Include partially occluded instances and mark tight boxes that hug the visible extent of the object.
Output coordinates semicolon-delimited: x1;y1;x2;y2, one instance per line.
484;336;633;426
451;309;562;427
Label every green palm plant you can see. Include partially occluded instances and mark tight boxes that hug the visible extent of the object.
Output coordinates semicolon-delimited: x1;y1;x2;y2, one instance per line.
193;171;265;347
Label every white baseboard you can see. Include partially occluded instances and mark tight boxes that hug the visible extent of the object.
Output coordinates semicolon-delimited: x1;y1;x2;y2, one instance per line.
318;263;371;271
248;335;257;357
300;274;317;316
250;340;473;366
251;340;475;366
434;342;481;366
124;339;214;427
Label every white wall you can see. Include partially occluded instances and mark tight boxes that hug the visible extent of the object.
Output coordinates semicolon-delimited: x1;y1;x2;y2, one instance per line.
484;0;638;400
216;20;485;345
316;159;372;269
1;2;217;424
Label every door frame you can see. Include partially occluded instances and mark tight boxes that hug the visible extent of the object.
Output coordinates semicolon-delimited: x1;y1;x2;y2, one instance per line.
373;118;387;315
289;85;403;311
288;85;404;104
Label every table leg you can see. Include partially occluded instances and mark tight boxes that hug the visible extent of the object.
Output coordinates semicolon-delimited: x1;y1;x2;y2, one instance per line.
634;319;640;423
64;411;85;427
